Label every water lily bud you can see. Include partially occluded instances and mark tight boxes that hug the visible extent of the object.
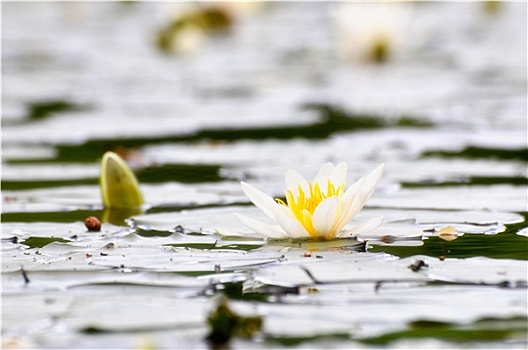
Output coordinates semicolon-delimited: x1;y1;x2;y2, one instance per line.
100;151;144;209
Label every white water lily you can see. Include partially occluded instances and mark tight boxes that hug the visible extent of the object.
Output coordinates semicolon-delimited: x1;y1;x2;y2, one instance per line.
235;163;384;241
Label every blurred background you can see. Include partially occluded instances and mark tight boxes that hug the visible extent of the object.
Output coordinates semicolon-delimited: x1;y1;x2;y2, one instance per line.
2;1;527;214
3;2;525;138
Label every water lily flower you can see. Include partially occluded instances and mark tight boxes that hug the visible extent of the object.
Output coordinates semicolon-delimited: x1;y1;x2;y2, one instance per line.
235;163;384;240
334;2;411;63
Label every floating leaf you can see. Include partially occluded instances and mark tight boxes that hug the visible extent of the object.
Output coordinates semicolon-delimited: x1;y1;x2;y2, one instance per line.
64;295;208;332
21;236;69;249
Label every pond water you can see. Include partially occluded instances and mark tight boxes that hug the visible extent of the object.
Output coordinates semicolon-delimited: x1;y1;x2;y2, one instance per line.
2;2;527;349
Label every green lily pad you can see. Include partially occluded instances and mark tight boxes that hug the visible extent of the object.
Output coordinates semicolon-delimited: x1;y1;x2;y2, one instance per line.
21;236;69;249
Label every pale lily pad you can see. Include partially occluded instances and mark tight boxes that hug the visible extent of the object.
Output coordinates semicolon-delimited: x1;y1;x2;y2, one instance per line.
518;228;528;237
86;245;282;273
396;256;527;286
2;292;74;329
62;295;208;332
1;163;99;182
253;286;527;339
3;249;110;273
2;269;209;294
250;251;423;288
2;221;131;241
369;185;525;212
2;186;102;209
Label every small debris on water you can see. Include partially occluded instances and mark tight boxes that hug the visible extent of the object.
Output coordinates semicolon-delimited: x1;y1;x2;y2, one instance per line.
2;236;18;244
408;259;428;272
437;225;459;241
307;286;319;293
84;216;101;232
21;268;30;284
381;235;395;243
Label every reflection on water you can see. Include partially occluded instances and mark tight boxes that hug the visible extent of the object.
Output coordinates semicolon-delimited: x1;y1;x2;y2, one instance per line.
103;207;143;226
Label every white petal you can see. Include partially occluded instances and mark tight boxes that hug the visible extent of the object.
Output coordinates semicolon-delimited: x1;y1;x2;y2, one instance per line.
362;163;384;198
337;216;384;238
320;162;348;195
312;197;340;239
240;181;282;220
330;162;348;186
339;176;365;215
314;162;335;191
233;213;289;240
333;177;365;230
335;164;384;229
275;210;311;239
216;228;263;239
284;170;308;197
349;163;384;215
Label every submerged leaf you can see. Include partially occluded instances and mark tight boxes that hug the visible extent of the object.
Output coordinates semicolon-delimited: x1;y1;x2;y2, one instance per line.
206;295;262;345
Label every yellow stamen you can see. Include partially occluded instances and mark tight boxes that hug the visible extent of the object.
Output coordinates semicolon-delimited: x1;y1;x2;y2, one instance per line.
276;180;345;238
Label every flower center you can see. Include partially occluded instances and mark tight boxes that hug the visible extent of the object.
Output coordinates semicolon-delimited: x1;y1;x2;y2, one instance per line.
276;179;345;237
